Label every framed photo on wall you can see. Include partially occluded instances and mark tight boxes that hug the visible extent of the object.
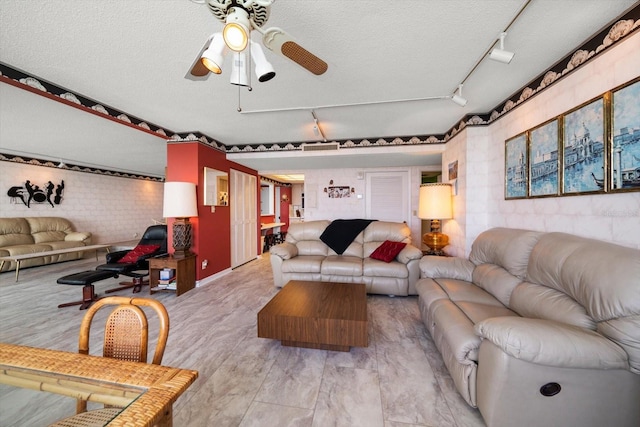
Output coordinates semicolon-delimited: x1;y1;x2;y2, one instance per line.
611;77;640;192
562;96;606;195
529;118;560;197
505;133;528;199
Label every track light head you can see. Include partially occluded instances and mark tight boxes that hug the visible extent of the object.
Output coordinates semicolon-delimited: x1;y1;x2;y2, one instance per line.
451;84;467;107
490;32;514;64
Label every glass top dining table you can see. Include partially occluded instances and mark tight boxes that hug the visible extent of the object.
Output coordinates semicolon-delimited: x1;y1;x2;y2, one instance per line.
0;342;198;426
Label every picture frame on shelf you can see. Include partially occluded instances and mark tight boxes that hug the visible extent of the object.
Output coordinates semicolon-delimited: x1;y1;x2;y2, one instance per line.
505;133;528;199
529;118;560;197
610;77;640;192
561;96;606;195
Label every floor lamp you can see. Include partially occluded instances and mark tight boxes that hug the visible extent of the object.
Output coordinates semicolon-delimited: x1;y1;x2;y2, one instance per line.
163;182;198;258
418;183;452;255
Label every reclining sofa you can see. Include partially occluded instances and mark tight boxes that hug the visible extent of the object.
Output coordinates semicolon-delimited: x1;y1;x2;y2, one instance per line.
416;227;640;427
269;220;423;296
0;217;92;272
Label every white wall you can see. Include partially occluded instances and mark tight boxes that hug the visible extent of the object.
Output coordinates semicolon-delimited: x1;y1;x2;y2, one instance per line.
303;166;439;247
1;162;164;243
444;30;640;255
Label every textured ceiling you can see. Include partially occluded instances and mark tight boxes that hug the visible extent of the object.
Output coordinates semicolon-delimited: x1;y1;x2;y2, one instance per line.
1;0;638;178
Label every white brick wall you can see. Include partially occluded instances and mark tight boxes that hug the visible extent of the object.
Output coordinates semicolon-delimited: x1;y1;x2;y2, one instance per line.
443;31;640;253
1;162;164;244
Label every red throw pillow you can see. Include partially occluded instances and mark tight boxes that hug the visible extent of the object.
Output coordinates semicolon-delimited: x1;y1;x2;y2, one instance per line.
117;244;160;263
370;240;406;263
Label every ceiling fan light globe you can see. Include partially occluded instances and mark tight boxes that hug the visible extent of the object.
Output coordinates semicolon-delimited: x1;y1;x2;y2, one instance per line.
230;51;250;87
224;23;249;51
250;41;275;82
201;50;224;74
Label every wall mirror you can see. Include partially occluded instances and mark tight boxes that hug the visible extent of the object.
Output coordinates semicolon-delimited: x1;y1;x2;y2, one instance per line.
260;181;274;216
204;167;229;206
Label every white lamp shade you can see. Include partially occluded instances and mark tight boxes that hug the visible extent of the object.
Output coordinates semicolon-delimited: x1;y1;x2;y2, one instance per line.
163;182;198;218
418;183;452;219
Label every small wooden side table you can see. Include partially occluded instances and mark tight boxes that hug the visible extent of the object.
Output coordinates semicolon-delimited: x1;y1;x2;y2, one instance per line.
148;255;196;296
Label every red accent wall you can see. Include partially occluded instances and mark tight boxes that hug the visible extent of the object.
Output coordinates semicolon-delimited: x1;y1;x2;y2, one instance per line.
166;142;259;281
280;186;292;232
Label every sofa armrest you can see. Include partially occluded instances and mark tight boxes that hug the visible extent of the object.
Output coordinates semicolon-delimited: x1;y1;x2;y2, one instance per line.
419;255;474;281
475;317;628;370
65;231;92;244
396;244;422;264
269;242;298;260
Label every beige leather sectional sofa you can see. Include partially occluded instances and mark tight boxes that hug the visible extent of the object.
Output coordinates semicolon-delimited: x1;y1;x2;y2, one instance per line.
0;217;92;272
417;227;640;427
269;220;423;296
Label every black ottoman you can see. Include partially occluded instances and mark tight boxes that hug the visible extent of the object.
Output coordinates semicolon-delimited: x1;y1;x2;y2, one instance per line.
57;270;118;310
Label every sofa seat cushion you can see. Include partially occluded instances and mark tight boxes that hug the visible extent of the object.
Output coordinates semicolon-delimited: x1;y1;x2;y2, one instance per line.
321;255;362;276
363;258;408;278
45;241;86;251
2;243;54;256
282;255;325;274
417;277;518;364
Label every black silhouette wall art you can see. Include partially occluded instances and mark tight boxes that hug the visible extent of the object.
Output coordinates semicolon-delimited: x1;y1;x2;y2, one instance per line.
7;180;65;207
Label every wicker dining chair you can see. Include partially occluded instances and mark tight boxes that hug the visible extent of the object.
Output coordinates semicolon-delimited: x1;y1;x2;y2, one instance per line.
75;296;170;414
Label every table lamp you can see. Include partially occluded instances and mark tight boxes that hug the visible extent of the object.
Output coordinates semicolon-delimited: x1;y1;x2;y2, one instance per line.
163;182;198;258
418;183;452;255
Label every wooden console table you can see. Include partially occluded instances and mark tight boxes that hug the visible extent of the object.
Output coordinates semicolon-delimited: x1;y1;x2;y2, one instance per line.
149;255;196;297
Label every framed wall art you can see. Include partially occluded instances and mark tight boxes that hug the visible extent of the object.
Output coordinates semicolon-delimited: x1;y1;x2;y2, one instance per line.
505;133;528;199
610;77;640;192
529;118;560;197
562;96;606;195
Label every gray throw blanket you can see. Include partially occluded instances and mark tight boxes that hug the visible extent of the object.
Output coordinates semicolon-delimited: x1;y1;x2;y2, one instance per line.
320;219;376;255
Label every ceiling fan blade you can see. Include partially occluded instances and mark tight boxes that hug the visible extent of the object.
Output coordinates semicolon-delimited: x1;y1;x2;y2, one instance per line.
262;27;328;76
185;35;215;81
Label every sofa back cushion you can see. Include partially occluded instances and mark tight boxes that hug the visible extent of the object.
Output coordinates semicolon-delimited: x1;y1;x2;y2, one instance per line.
26;217;74;243
0;217;34;247
363;221;411;257
510;282;596;330
285;220;330;256
469;228;543;280
526;232;640;373
328;232;363;258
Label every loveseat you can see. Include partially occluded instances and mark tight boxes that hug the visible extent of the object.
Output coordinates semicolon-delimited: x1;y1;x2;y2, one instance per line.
269;220;423;296
0;217;92;272
416;227;640;427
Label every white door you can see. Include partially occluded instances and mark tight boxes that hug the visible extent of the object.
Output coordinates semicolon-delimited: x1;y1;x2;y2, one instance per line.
230;169;257;268
365;171;409;223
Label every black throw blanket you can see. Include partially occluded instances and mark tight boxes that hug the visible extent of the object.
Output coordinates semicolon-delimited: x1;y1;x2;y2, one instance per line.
320;219;376;255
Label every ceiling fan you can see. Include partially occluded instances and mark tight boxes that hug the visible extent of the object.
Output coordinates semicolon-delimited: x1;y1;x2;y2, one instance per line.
186;0;328;84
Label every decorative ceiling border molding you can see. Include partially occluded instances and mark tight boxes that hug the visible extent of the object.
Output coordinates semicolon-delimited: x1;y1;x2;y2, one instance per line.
0;153;164;182
1;6;638;157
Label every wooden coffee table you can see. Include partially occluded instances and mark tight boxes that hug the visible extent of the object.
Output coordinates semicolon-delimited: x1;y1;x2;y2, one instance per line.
257;280;368;352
